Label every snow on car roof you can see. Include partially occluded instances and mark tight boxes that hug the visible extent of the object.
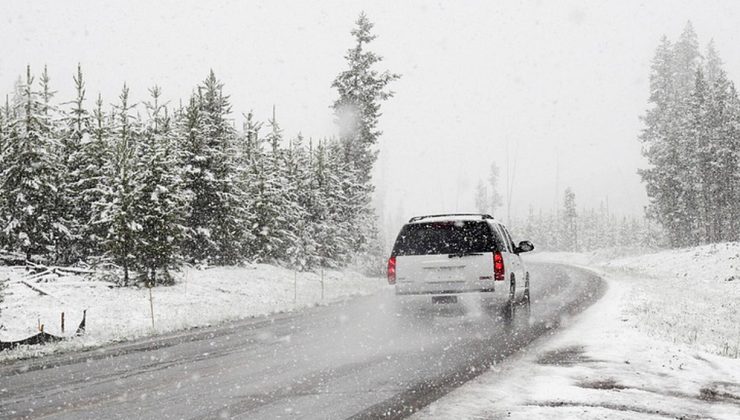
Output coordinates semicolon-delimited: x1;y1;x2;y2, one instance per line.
407;214;495;224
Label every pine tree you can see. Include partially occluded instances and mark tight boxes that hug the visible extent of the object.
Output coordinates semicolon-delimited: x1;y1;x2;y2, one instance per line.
0;97;5;153
310;139;348;267
181;71;244;264
247;111;293;262
672;22;703;245
82;93;113;258
0;276;7;329
332;140;380;271
723;84;740;240
38;66;71;263
134;87;187;285
684;68;709;243
283;134;315;270
704;51;738;242
58;64;93;263
705;40;723;85
639;36;682;246
474;180;489;214
332;12;399;272
640;25;740;246
234;111;260;259
95;84;142;285
0;97;9;251
522;205;536;244
673;22;701;97
562;188;578;251
332;12;400;185
488;162;504;215
0;66;62;261
639;30;700;247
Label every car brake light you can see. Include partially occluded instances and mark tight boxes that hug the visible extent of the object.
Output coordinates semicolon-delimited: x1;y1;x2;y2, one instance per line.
493;251;505;281
387;256;396;285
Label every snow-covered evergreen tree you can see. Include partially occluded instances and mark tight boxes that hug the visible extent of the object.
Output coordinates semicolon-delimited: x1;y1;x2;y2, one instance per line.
233;110;260;259
332;12;400;185
673;22;701;97
94;84;142;285
246;111;293;262
308;139;347;267
283;134;317;270
562;188;578;252
724;85;740;240
474;180;489;214
82;93;113;258
640;23;740;246
0;276;6;329
0;97;9;251
181;71;244;265
57;64;94;263
488;162;504;215
639;36;683;246
134;86;187;285
38;66;71;263
704;55;738;242
685;68;710;243
0;66;63;261
332;12;400;272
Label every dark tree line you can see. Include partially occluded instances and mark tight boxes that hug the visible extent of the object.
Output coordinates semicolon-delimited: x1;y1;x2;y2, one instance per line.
0;13;397;285
640;22;740;247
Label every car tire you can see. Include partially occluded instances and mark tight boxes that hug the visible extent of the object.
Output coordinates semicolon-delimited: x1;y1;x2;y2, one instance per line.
508;274;516;303
503;275;516;325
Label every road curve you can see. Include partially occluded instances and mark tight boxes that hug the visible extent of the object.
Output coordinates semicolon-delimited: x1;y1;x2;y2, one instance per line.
0;262;604;419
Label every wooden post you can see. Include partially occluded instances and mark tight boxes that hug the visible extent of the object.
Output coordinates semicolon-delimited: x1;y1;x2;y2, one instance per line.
148;283;155;329
61;312;65;334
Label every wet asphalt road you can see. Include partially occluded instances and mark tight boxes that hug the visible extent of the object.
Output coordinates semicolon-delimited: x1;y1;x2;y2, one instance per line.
0;262;604;419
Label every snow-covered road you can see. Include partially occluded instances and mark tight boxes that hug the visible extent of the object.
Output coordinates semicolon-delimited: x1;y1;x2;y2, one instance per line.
0;263;603;419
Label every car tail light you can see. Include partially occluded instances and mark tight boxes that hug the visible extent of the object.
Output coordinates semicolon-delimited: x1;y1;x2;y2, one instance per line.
493;251;505;281
387;256;396;285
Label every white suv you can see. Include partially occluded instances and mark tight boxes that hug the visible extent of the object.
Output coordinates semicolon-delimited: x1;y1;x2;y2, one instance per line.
387;214;534;303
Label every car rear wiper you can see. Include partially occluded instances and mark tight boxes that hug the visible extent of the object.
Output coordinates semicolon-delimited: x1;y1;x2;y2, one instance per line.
448;252;483;258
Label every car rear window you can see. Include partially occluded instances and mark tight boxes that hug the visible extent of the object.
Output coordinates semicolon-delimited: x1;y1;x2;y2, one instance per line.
391;221;495;256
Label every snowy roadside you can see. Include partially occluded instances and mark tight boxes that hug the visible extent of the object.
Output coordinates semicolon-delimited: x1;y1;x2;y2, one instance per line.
0;264;385;362
414;243;740;419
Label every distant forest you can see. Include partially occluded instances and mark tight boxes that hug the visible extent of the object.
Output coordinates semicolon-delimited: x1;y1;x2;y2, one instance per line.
510;189;662;253
0;13;398;285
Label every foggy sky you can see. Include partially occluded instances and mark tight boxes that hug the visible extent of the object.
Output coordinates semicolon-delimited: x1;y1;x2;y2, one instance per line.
3;0;739;231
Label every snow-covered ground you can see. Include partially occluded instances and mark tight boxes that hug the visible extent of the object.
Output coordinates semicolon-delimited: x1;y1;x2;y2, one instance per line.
0;264;385;362
415;243;740;419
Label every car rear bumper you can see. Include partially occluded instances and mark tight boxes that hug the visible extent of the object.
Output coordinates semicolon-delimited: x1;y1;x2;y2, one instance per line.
395;280;496;295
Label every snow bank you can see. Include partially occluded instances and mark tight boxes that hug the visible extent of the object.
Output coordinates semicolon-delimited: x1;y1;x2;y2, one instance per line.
415;243;740;419
0;264;385;361
604;242;740;357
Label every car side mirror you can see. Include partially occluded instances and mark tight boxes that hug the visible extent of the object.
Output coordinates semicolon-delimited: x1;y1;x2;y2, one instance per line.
515;240;534;253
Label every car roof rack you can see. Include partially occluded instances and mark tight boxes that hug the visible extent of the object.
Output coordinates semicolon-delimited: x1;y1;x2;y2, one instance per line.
408;213;494;223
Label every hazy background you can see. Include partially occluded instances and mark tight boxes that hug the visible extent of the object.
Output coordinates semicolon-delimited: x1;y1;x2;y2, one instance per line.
2;0;739;234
